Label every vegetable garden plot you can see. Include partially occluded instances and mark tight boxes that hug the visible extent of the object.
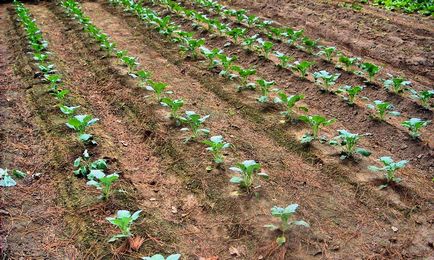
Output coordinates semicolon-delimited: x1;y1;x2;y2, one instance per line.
0;0;433;259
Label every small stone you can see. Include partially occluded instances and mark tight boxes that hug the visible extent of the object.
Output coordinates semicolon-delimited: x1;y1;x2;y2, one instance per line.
149;197;157;201
391;226;398;232
171;206;178;214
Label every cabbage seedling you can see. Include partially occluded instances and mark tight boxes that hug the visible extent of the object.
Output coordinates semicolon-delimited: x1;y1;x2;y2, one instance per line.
135;70;152;88
338;55;360;72
180;111;210;142
0;168;26;187
203;135;231;164
38;64;56;74
231;66;256;91
217;53;237;78
241;34;258;50
200;47;223;69
60;105;80;115
141;254;181;260
106;210;142;242
401;118;430;139
274;93;307;119
229;160;268;191
316;46;336;62
409;89;433;109
256;79;277;103
284;28;304;46
116;50;127;59
146;80;172;102
66;114;99;142
73;149;107;177
274;51;293;69
368;156;408;189
367;100;400;120
179;37;205;59
329;130;371;159
44;74;62;92
52;89;70;103
256;38;274;59
299;115;335;143
383;75;411;94
291;60;315;79
33;52;49;63
121;55;139;73
313;70;340;90
360;62;380;83
160;97;184;122
301;37;318;53
336;85;364;105
87;171;119;200
264;204;309;246
226;27;246;43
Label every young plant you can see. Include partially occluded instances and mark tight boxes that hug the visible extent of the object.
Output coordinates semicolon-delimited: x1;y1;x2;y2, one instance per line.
60;105;80;115
274;51;293;69
0;168;26;187
66;114;99;142
367;100;400;120
360;62;380;83
401;118;430;139
226;27;246;43
368;156;408;189
256;79;277;103
145;80;172;102
121;55;139;73
241;34;258;50
179;37;205;59
316;46;336;62
200;47;223;69
135;70;152;88
383;75;411;94
337;85;364;105
274;93;307;119
38;63;56;74
299;115;335;143
106;210;142;242
231;66;256;91
73;149;108;177
52;88;70;103
87;170;119;200
291;60;315;79
256;38;274;59
203;135;231;164
284;28;304;46
229;160;268;191
217;54;237;78
409;89;433;109
329;130;371;160
141;254;181;260
313;70;341;90
44;74;62;92
301;37;318;53
264;204;309;246
160;97;184;122
338;55;360;72
180;111;210;142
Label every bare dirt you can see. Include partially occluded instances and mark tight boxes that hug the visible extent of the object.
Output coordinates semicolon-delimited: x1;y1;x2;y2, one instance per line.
1;0;433;259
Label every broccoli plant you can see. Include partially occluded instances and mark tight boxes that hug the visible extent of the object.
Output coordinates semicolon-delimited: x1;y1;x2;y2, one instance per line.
44;74;62;92
256;38;274;59
203;135;231;164
0;168;26;187
180;111;210;142
316;46;336;62
179;37;205;59
284;28;304;46
274;51;294;69
336;85;364;105
329;130;371;160
66;114;99;142
299;115;335;143
33;52;49;64
241;34;259;50
256;79;278;103
134;70;152;88
106;210;142;242
160;97;184;122
409;89;433;109
264;204;309;246
401;118;430;139
231;66;256;91
38;64;56;74
217;54;237;78
229;160;268;191
368;156;408;189
60;105;80;115
338;55;360;72
274;93;307;119
141;254;181;260
313;70;341;90
291;60;315;79
360;62;380;83
87;170;119;200
52;89;70;104
383;75;411;94
73;149;108;177
226;27;246;43
200;47;223;69
367;100;400;120
145;80;172;102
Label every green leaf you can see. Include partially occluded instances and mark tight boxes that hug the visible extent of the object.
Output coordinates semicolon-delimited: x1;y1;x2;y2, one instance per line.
276;236;286;246
12;169;26;178
355;148;371;157
230;176;242;184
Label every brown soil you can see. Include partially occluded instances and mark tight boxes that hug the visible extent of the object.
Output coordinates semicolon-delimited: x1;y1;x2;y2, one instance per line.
1;0;433;259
